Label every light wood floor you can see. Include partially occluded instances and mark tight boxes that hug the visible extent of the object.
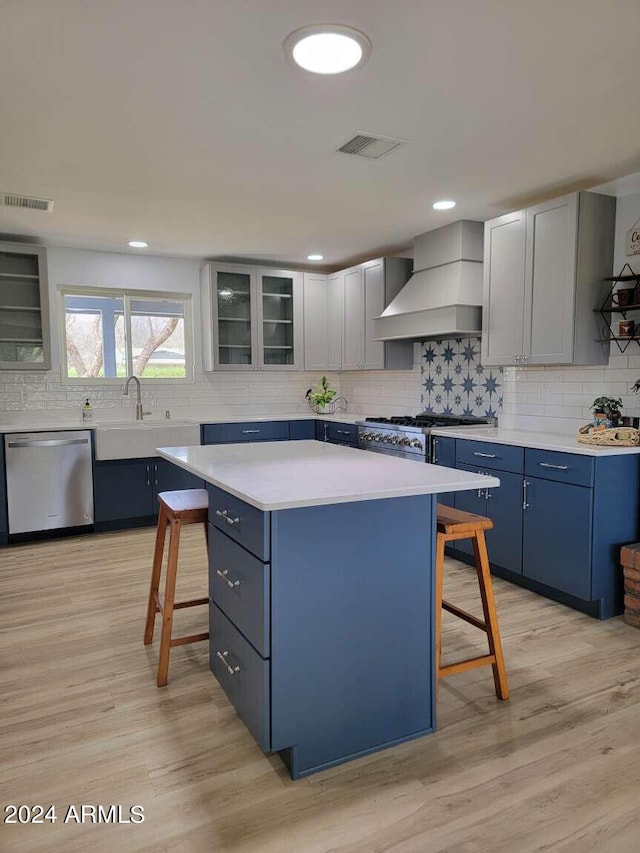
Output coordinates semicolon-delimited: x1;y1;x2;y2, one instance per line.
2;527;640;853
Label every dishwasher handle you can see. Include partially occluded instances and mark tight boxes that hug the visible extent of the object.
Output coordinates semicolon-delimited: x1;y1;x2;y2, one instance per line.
7;437;90;448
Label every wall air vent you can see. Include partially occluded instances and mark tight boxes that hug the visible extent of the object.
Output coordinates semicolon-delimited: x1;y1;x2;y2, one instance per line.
1;192;54;212
336;133;407;160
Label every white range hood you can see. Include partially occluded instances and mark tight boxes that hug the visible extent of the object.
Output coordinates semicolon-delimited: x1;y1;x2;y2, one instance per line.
374;220;484;341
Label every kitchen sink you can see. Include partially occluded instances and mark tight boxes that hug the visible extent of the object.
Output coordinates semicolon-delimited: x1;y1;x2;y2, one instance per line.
94;421;201;460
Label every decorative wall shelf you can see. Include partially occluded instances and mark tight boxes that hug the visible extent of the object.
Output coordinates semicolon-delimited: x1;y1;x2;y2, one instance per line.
596;263;640;353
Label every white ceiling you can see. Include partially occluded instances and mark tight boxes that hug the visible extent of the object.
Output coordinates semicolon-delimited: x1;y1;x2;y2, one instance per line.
1;0;639;270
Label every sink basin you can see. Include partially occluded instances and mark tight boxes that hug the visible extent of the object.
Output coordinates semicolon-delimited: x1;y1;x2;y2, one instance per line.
94;421;201;460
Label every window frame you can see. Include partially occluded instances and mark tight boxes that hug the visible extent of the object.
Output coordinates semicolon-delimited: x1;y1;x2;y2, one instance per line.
58;285;194;384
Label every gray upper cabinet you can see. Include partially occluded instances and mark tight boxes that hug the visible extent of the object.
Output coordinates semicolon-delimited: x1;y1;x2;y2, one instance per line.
303;271;343;371
0;243;51;370
481;211;526;367
328;272;343;370
481;191;615;367
342;258;414;371
201;263;302;371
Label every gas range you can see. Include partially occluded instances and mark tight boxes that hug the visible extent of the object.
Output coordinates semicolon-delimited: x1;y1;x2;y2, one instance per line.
356;413;496;462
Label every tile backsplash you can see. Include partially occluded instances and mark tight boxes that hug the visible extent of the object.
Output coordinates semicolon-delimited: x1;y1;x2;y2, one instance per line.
421;337;503;418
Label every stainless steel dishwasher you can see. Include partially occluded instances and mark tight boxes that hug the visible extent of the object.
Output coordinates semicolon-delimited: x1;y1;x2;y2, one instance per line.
5;431;94;535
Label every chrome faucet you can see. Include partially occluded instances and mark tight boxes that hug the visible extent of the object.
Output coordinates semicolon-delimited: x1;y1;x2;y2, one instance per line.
123;375;144;420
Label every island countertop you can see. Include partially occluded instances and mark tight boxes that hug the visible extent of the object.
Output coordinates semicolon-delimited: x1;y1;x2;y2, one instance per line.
156;440;499;511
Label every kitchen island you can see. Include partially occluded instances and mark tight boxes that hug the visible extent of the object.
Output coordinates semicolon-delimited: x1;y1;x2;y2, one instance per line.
157;440;499;778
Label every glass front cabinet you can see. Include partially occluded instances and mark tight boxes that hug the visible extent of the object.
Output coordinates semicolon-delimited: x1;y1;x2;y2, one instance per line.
201;264;302;370
0;243;51;370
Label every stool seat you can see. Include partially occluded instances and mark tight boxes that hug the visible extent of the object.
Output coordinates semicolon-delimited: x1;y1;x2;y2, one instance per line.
158;489;208;518
435;503;509;701
144;488;210;687
437;504;493;535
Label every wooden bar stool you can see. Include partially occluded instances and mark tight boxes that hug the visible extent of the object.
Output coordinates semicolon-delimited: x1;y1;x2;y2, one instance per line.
435;504;509;700
144;489;210;687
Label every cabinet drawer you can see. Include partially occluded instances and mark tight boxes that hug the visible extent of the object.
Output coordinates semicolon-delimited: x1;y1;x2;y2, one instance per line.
328;422;358;445
456;440;524;473
525;449;594;487
208;484;270;561
210;603;271;752
209;526;270;656
202;421;289;444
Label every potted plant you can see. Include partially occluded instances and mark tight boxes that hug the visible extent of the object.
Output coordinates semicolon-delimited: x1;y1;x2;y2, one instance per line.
591;396;623;428
306;376;337;414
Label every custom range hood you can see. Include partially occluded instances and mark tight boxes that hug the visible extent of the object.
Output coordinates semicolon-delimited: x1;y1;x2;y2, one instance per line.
374;220;484;341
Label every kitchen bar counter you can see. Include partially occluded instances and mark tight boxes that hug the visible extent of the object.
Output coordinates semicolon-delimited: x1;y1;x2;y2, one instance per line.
158;440;498;779
157;440;499;510
431;425;640;456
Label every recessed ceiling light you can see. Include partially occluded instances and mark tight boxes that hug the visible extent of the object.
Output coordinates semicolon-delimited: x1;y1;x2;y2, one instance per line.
283;25;371;75
433;200;456;211
307;254;324;261
128;240;148;248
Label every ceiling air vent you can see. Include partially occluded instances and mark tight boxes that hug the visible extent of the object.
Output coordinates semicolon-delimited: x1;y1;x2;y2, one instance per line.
1;192;54;212
336;133;407;160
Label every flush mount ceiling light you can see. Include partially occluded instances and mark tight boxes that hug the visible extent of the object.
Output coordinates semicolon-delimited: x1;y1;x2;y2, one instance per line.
307;254;324;261
433;200;456;211
283;24;371;75
128;240;148;248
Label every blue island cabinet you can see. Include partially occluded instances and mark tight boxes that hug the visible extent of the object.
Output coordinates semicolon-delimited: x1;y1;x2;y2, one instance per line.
207;483;436;778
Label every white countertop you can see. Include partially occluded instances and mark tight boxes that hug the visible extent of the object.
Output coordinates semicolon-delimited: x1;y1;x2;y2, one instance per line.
0;411;363;434
431;426;640;456
157;441;500;511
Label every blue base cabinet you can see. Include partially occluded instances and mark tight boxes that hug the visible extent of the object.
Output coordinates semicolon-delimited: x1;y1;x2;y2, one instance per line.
523;477;592;599
94;457;204;530
449;438;640;618
431;435;456;509
208;483;435;779
0;437;7;545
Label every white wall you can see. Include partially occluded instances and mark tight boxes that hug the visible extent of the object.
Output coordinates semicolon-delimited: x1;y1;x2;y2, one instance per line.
501;192;640;433
0;247;339;420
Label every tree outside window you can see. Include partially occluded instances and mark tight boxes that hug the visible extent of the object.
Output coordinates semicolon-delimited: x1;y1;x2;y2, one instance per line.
62;290;191;380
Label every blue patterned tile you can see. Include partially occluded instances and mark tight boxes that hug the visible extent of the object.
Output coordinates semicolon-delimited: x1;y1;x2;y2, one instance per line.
420;337;502;416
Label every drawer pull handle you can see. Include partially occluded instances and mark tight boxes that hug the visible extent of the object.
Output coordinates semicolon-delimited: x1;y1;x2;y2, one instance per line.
215;509;240;526
216;650;240;676
216;568;240;589
473;452;497;458
539;462;569;471
241;429;260;434
337;429;351;435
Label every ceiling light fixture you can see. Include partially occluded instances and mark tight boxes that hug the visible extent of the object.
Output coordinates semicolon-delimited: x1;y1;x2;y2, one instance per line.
307;254;324;261
128;240;148;248
283;24;371;75
433;200;456;211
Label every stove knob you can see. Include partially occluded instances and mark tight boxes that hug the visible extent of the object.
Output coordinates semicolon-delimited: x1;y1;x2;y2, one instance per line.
400;437;410;446
390;435;400;444
374;433;383;441
363;432;372;440
410;439;422;448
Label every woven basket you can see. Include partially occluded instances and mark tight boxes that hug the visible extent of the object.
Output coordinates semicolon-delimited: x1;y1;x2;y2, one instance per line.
577;424;640;447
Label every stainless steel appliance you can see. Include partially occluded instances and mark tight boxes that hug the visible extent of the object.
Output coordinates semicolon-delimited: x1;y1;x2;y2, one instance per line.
356;414;495;462
5;430;94;535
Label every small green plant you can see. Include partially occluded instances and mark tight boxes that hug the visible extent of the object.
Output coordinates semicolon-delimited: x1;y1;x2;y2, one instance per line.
306;375;337;409
591;396;623;423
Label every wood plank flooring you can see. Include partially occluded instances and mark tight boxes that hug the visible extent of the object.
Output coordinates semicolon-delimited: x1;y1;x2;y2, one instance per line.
2;527;640;852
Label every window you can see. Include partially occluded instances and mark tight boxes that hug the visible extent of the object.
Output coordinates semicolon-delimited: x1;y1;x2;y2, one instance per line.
60;287;193;381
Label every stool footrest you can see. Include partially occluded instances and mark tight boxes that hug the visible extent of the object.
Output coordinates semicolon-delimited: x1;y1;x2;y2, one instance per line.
170;632;210;647
153;591;208;614
439;654;497;678
442;599;487;632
